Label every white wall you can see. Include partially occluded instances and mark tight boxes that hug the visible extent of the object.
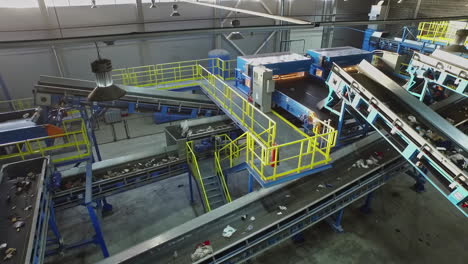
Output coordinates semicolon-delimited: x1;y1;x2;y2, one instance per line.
0;0;376;100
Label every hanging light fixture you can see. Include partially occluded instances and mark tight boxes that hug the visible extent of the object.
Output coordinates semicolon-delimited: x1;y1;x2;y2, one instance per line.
91;0;97;8
227;12;244;40
171;4;180;16
88;43;126;102
149;0;158;9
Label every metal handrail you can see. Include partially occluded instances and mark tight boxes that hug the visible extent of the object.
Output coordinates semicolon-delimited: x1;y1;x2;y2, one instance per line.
0;97;34;113
214;151;232;203
186;141;212;212
0;118;91;163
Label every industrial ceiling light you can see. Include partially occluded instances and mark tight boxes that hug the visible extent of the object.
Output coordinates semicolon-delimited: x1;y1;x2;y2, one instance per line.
227;32;245;40
227;13;244;40
88;43;126;102
149;0;158;9
397;0;403;3
171;4;180;16
91;0;97;8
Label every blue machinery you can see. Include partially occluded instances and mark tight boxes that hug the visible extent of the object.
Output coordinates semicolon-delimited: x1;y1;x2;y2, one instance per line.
3;40;467;263
94;47;465;263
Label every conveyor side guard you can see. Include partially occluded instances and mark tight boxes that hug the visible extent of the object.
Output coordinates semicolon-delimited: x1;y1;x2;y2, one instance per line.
326;62;468;216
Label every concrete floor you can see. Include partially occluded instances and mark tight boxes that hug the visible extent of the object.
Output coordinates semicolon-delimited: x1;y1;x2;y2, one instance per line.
46;118;468;264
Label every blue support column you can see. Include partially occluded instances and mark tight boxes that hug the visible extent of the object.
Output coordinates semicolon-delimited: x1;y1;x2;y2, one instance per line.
101;198;113;217
47;201;62;247
360;192;374;214
188;171;194;203
248;173;254;193
326;209;344;233
86;204;110;258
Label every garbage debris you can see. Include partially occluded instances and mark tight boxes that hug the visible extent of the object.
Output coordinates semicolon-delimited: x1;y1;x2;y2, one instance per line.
0;243;6;250
191;241;213;262
278;206;287;211
250;216;256;221
13;221;25;231
246;224;253;231
222;225;236;238
4;248;16;260
241;214;248;221
325;184;333;188
318;184;325;188
277;212;283;215
24;205;32;211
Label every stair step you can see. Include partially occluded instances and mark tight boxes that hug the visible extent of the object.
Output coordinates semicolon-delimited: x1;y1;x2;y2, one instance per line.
208;193;222;200
205;187;221;193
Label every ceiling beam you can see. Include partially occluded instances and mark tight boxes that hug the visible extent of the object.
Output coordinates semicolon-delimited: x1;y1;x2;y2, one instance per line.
180;0;312;25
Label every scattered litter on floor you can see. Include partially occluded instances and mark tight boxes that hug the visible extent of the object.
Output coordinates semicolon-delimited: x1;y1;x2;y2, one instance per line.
177;184;184;188
246;224;253;231
318;184;325;188
278;205;287;211
191;241;213;262
0;243;7;250
173;250;178;258
285;194;291;198
241;214;248;221
250;216;255;221
222;225;236;238
277;212;283;215
24;205;32;211
325;184;333;188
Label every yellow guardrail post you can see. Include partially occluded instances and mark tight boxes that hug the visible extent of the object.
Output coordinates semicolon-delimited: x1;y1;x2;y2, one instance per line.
186;141;212;212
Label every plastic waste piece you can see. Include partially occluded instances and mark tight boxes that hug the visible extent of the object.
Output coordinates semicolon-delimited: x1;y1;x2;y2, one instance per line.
222;225;236;238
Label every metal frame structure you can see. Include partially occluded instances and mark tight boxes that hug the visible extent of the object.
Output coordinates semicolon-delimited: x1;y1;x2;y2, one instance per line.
326;60;468;216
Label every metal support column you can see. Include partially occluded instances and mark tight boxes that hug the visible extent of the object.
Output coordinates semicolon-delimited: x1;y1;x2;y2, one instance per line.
360;191;374;214
85;159;110;258
326;208;344;233
248;173;254;193
189;172;195;204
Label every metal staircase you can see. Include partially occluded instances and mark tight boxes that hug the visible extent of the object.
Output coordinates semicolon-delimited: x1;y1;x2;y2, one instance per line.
186;141;231;212
198;159;228;210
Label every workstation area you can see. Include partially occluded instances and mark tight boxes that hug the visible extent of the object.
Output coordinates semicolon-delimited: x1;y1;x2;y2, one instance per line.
0;1;467;264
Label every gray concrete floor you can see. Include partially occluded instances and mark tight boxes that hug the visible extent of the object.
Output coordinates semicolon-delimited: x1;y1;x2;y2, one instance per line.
46;118;468;264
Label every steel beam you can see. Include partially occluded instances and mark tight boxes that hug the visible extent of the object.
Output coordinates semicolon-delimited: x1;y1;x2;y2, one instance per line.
0;16;466;48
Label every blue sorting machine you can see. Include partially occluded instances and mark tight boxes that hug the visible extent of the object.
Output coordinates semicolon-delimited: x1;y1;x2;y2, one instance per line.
234;48;373;132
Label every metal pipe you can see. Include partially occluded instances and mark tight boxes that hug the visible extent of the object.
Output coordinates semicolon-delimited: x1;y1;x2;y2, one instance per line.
180;0;311;25
0;16;466;48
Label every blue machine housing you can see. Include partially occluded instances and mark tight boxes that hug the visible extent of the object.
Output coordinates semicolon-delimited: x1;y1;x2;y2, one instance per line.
307;46;373;80
236;52;312;95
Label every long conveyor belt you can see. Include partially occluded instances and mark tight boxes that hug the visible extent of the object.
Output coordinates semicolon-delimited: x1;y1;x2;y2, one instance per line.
97;132;406;264
35;76;218;111
0;158;50;264
327;60;468;216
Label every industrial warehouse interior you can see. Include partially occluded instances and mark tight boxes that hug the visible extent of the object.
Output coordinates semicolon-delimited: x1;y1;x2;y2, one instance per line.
0;0;468;263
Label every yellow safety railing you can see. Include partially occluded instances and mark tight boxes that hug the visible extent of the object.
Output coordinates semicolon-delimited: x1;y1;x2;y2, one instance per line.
112;58;236;88
114;58;337;183
186;141;212;212
198;66;277;147
0;98;35;113
214;151;232;203
0;118;91;163
418;21;468;45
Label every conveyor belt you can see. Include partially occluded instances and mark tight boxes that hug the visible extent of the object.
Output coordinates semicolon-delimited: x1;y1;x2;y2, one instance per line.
54;150;185;209
35;76;218;111
0;157;50;264
274;76;330;120
97;133;405;264
327;60;468;216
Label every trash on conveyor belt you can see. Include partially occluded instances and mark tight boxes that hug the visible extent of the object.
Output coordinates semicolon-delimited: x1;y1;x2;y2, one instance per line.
191;241;213;262
3;247;16;260
348;154;382;171
222;225;236;238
